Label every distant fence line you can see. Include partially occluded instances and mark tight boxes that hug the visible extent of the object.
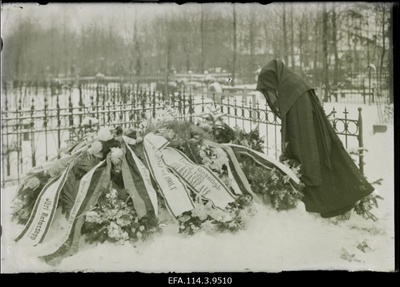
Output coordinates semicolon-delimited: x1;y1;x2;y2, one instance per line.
1;83;365;187
2;69;391;110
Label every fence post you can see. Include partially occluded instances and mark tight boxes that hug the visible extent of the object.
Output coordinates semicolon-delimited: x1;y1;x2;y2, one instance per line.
90;92;95;118
96;83;100;119
251;93;257;120
343;107;348;148
141;90;146;121
120;90;124;126
4;95;10;177
3;81;7;109
30;97;36;167
152;90;156;119
188;90;193;123
112;90;116;122
44;96;49;162
107;101;112;124
177;91;182;115
16;98;22;183
56;94;61;159
68;94;74;128
182;90;187;117
357;107;364;175
79;82;84;126
102;85;106;125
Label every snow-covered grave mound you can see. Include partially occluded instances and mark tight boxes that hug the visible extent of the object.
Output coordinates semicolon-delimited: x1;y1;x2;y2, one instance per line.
1;103;394;273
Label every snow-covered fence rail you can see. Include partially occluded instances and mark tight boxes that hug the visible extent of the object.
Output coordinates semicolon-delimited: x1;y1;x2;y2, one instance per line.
1;83;365;187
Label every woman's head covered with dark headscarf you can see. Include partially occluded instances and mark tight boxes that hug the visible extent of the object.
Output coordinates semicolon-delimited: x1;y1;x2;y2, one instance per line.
256;59;313;118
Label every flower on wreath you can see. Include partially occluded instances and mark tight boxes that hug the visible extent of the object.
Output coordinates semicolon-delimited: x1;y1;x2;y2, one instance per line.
85;211;103;224
25;176;40;190
191;203;209;221
110;147;124;167
87;141;103;157
198;145;229;175
106;188;118;201
201;220;217;234
97;126;114;141
48;163;63;178
157;127;176;141
209;207;233;223
107;221;129;241
116;213;133;227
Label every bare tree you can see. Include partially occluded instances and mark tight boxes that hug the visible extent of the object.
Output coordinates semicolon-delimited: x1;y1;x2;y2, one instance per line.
232;3;237;86
322;3;330;99
289;5;295;68
282;3;289;65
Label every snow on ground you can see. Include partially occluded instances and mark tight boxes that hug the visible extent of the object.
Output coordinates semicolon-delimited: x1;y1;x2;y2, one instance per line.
1;102;395;273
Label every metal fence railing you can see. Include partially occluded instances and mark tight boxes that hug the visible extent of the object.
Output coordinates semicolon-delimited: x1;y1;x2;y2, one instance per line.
1;82;365;187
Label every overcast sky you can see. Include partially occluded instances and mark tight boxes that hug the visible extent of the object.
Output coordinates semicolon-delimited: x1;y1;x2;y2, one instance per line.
1;2;190;38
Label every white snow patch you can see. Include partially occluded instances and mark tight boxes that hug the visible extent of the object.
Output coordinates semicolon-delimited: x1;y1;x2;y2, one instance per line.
1;103;395;273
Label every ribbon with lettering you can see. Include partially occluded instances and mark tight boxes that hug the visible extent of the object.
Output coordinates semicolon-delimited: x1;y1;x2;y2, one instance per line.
38;157;111;263
203;140;258;201
28;159;107;259
226;143;301;189
143;133;194;217
122;136;159;218
162;147;236;209
15;163;72;246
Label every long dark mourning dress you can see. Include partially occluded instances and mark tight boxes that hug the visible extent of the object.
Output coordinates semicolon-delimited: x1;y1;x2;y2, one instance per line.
257;60;374;218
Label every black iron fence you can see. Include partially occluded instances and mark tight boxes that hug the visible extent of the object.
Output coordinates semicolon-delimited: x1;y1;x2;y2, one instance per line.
1;82;365;186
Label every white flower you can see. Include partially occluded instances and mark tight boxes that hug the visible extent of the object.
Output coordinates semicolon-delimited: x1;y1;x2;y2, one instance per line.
110;147;124;166
108;222;123;239
192;205;209;221
108;188;118;200
25;177;40;190
97;126;114;141
116;214;132;227
48;165;62;178
85;211;103;224
121;231;129;241
201;220;216;234
87;141;103;156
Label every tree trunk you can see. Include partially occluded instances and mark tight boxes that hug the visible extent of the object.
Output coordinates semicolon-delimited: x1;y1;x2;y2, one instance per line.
63;11;68;76
379;6;386;87
282;4;289;65
165;17;171;97
313;13;320;87
322;3;330;101
232;4;237;87
332;3;339;87
249;13;256;83
289;5;295;68
388;4;394;103
200;5;205;73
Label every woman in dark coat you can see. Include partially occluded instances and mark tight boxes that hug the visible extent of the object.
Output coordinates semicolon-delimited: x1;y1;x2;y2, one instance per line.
257;59;374;218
